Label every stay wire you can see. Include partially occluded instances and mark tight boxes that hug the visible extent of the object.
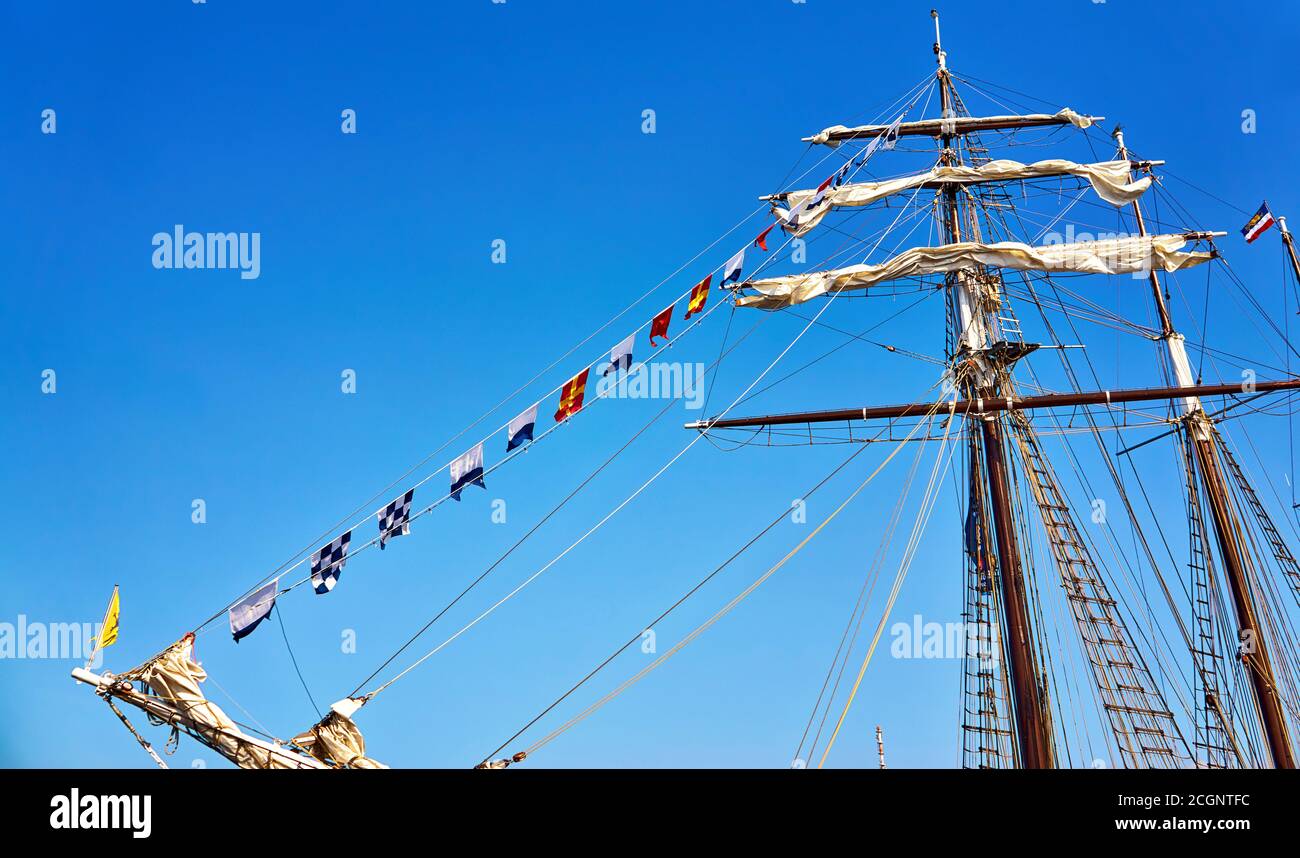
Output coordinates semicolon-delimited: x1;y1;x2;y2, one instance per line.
276;606;321;720
345;159;908;695
480;438;875;763
515;391;953;760
347;313;765;698
359;183;932;704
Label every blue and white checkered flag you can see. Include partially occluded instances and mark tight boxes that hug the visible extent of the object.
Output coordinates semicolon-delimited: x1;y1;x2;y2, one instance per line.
310;530;351;594
378;489;414;550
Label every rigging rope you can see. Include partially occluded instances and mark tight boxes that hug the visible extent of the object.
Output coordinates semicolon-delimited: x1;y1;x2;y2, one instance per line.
358;185;933;703
276;606;321;720
514;392;954;761
797;415;929;765
195;280;768;637
483;437;877;763
192;279;738;634
815;397;958;767
346;312;769;697
182;79;936;640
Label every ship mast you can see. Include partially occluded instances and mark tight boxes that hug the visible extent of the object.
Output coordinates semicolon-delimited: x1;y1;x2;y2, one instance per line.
933;9;1054;769
1280;216;1300;295
1113;130;1296;769
692;12;1298;769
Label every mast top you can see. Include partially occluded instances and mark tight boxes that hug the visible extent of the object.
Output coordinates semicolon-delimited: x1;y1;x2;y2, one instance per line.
1112;125;1127;154
931;10;947;71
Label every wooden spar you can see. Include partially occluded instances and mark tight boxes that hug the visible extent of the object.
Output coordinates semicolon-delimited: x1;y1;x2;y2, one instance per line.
801;113;1105;145
685;378;1300;431
1115;130;1296;769
70;666;329;769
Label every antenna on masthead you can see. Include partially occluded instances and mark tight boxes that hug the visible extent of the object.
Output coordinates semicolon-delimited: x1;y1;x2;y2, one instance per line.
931;9;947;70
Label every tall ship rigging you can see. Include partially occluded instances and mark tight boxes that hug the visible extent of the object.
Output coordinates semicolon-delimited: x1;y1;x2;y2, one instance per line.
72;11;1300;770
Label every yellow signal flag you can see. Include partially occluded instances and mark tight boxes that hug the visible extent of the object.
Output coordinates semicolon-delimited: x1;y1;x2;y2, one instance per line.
95;585;120;650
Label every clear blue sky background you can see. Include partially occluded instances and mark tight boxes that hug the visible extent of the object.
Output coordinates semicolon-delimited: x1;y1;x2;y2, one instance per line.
3;0;1298;768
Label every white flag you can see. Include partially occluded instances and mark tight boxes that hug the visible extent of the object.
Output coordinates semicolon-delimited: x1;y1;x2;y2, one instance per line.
604;333;635;376
506;403;539;451
722;248;745;284
229;578;280;642
449;442;486;501
880;113;903;151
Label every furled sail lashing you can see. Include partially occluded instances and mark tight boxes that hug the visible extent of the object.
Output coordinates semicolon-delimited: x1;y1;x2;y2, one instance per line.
736;234;1213;310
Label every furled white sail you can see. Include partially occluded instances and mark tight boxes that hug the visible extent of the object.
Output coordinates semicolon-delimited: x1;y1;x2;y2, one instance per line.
776;159;1151;237
736;234;1213;310
808;108;1093;146
136;637;304;769
292;704;387;769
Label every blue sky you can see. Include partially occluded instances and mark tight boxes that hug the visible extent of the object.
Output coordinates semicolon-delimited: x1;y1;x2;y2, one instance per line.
3;0;1299;769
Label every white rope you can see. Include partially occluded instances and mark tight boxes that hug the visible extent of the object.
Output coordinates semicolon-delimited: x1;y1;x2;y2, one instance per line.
364;184;933;700
816;399;959;767
523;392;955;756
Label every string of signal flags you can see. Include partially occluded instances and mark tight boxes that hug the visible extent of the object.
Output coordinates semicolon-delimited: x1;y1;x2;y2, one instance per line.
222;217;803;644
179;99;915;642
219;113;912;642
222;175;1280;640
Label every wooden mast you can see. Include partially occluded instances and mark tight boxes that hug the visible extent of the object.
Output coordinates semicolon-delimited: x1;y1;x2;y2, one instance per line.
932;9;1054;769
1280;216;1300;295
1113;130;1296;769
703;12;1298;769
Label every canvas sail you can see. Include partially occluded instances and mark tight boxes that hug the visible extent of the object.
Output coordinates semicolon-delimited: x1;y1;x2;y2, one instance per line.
135;636;305;769
292;706;387;769
776;159;1152;237
736;234;1213;309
